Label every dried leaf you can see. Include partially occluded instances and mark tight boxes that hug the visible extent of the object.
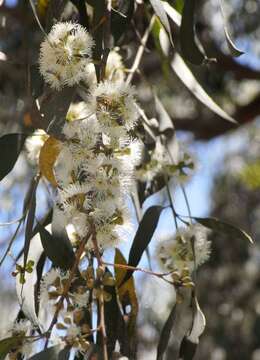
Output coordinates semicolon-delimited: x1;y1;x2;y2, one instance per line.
39;137;60;186
115;249;138;356
115;249;138;320
0;337;24;360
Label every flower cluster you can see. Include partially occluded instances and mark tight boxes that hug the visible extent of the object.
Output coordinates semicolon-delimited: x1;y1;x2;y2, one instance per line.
35;22;141;250
39;22;94;90
54;95;140;249
136;140;195;183
156;224;211;274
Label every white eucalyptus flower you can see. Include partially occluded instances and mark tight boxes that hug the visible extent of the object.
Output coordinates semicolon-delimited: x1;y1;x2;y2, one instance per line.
40;268;69;304
136;140;195;183
156;224;211;273
39;22;94;90
89;80;138;136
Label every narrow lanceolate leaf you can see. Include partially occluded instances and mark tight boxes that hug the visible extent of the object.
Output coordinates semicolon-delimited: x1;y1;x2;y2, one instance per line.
101;268;131;357
194;216;253;243
23;177;39;270
157;304;176;360
0;134;26;181
0;337;24;360
157;288;193;360
163;2;181;27
180;0;206;65
155;20;236;124
122;206;164;285
179;296;206;360
39;224;75;270
223;27;244;57
28;345;70;360
16;230;45;330
39;136;60;186
170;53;236;123
220;0;244;57
150;0;174;46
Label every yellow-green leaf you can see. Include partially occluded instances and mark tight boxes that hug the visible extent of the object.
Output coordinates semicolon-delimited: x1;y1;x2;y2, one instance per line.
39;137;60;187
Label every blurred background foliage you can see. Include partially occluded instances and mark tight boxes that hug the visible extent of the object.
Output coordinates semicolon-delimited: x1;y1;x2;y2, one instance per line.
0;0;260;359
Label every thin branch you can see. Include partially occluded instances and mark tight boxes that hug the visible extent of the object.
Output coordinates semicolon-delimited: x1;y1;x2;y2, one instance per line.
0;220;23;268
180;185;192;222
126;15;155;85
0;214;26;227
103;261;178;286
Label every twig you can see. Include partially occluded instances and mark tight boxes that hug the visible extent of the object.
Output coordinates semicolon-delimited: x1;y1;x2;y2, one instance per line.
91;230;108;360
44;231;91;349
0;214;26;227
0;219;24;268
103;261;177;286
180;185;192;222
179;185;198;284
126;15;155;85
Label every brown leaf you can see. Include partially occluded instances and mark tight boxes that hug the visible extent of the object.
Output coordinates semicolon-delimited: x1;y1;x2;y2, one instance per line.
39;137;60;186
115;249;138;336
